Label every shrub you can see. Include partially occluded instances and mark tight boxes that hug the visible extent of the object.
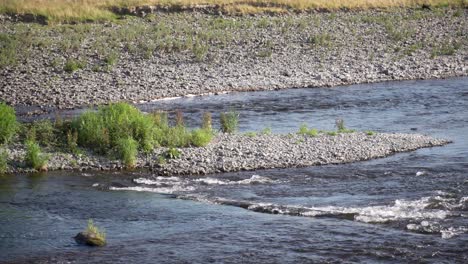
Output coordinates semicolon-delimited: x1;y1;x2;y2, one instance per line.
116;137;138;168
0;148;8;174
0;102;18;144
163;126;191;147
191;129;213;147
151;111;168;129
73;103;156;153
64;58;85;73
220;111;239;133
25;140;49;171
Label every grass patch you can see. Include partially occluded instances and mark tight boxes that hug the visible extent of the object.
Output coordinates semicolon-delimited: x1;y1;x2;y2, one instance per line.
164;147;181;159
64;58;86;73
365;130;375;136
431;41;461;57
308;33;332;47
25;139;49;171
0;102;18;144
84;219;106;246
297;123;318;137
116;137;138;168
244;131;257;137
220;111;239;134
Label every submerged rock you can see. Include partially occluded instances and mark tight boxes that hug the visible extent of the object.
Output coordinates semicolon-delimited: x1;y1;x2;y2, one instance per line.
74;232;106;247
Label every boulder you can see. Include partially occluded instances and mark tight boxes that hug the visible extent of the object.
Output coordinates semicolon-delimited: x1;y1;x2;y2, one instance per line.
74;231;106;247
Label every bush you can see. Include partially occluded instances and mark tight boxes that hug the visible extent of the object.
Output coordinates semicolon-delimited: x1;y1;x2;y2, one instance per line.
163;126;192;147
116;137;138;168
191;129;213;147
220;111;239;133
0;148;8;174
25;140;49;171
73;103;156;153
67;130;79;154
0;102;18;144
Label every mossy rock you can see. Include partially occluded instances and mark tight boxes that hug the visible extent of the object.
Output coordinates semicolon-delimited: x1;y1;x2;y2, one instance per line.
74;231;106;247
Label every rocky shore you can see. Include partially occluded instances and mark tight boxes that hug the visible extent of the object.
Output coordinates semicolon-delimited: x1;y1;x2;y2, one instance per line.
0;9;466;114
3;132;450;175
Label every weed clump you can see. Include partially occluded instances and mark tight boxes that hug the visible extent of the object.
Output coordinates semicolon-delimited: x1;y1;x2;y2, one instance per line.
74;219;106;247
297;124;318;137
0;102;18;144
165;147;181;159
116;137;138;168
336;119;355;133
220;111;239;133
25;140;49;171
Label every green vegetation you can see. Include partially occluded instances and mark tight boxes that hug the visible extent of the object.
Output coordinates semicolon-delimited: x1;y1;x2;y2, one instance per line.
202;112;212;131
244;131;257;137
308;33;333;47
29;120;56;147
0;148;7;174
25;140;49;171
165;147;181;159
64;58;86;73
297;123;318;137
191;129;213;147
72;103;156;153
220;111;239;134
116;137;138;168
66;130;80;154
84;219;106;246
336;119;355;133
261;127;272;135
365;130;375;136
0;102;18;144
431;41;461;57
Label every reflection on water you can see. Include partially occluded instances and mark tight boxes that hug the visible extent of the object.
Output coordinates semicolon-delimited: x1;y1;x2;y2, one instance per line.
1;78;467;263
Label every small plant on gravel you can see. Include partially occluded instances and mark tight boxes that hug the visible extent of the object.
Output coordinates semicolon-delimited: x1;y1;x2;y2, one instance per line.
297;124;318;137
163;126;192;148
220;111;239;133
336;119;355;133
25;140;49;171
151;111;169;129
261;127;272;135
202;112;212;131
116;137;138;168
165;147;181;159
0;148;8;174
104;51;118;66
191;129;213;147
244;132;257;137
308;33;332;47
431;41;460;57
326;131;338;136
0;102;18;144
64;58;85;73
365;130;376;136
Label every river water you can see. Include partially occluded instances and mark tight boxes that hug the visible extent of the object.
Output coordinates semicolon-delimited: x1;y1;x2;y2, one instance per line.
1;78;467;263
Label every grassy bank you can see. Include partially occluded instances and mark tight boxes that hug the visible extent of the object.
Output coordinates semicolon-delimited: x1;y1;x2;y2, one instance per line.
0;0;465;23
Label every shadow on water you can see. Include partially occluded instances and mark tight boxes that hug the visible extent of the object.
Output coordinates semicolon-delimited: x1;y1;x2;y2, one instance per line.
2;78;468;263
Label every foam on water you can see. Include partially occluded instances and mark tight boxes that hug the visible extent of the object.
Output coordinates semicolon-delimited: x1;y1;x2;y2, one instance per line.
109;186;195;194
194;175;277;185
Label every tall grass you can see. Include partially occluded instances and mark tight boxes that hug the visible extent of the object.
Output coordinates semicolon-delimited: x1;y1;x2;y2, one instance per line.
25;140;49;171
0;0;463;23
220;111;239;133
116;137;138;168
0;102;18;144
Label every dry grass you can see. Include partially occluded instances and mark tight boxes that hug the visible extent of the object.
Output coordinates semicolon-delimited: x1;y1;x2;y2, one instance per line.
0;0;464;22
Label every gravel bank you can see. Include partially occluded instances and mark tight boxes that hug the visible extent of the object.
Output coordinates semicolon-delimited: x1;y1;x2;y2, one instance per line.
0;9;466;113
3;132;450;174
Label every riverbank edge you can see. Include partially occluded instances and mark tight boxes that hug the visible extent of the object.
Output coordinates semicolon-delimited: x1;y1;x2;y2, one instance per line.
2;132;451;175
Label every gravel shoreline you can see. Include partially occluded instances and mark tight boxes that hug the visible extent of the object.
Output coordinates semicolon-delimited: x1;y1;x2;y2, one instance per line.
3;132;450;175
0;9;466;114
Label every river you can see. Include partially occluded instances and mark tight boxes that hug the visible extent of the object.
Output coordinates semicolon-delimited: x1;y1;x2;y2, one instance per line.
1;78;467;263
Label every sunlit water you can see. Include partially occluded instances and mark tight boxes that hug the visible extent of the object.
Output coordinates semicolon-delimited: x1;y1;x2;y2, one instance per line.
1;78;467;263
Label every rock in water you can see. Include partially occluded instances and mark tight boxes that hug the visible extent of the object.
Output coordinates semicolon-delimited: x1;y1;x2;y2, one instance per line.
74;232;106;247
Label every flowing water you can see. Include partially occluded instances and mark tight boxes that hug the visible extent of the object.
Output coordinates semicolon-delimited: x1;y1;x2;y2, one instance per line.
1;78;467;263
